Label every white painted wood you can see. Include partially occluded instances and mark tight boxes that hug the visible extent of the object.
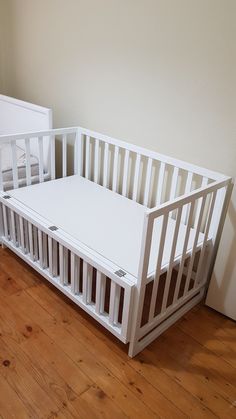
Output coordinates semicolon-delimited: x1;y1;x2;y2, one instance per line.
112;145;119;192
25;138;31;186
132;153;141;202
156;162;165;205
103;142;109;188
50;135;56;180
149;214;169;321
0;125;231;358
28;222;34;260
143;157;152;206
94;138;100;183
161;206;182;312
38;136;44;182
11;141;18;189
10;209;16;245
38;229;43;268
95;271;106;314
62;134;67;177
122;149;130;197
181;171;193;224
184;195;207;294
85;136;90;179
70;252;76;294
19;215;25;252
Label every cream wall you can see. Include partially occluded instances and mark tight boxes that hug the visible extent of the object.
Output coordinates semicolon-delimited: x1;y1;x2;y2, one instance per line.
1;0;236;317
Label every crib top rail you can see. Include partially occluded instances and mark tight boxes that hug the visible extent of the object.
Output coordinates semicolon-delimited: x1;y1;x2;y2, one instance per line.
0;126;229;182
147;177;232;220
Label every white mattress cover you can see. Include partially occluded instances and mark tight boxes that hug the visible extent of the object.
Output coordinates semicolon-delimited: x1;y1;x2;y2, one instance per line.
9;176;207;278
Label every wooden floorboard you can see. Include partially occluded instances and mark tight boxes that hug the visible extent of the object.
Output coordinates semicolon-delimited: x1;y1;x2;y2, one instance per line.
0;247;236;418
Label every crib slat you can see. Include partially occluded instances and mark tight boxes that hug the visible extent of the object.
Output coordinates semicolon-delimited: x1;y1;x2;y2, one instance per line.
50;135;56;180
194;190;217;288
156;162;166;205
63;248;69;285
170;167;179;201
122;149;130;197
149;213;169;321
74;130;82;176
71;252;77;294
94;139;100;183
121;286;132;339
19;216;25;252
11;141;18;189
103;142;109;187
161;206;183;312
59;244;64;285
82;261;93;304
15;214;20;247
48;236;53;276
85;136;90;179
2;205;8;239
62;134;67;177
38;230;44;268
172;201;195;303
38;136;44;182
10;209;16;245
109;281;117;325
59;245;68;285
143;158;153;206
52;240;58;277
0;148;3;191
194;177;208;228
184;195;207;294
132;153;141;201
25;138;31;186
28;222;34;260
181;172;193;224
112;145;119;192
95;271;106;314
33;226;38;260
71;252;75;293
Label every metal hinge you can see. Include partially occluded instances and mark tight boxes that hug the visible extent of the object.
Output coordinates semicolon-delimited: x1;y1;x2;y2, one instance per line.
114;269;126;277
48;225;58;231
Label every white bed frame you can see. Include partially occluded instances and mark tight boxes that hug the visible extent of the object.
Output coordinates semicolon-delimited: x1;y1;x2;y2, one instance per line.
0;95;52;189
0;127;232;357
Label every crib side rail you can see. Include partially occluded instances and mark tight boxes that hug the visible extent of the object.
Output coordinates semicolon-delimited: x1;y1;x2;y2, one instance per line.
0;127;78;191
76;126;229;210
128;176;232;356
0;190;135;343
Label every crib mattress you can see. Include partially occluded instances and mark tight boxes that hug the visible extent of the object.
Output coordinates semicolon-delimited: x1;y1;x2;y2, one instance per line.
9;175;208;279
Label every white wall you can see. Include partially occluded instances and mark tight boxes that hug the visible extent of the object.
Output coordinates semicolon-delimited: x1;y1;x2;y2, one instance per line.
2;0;236;317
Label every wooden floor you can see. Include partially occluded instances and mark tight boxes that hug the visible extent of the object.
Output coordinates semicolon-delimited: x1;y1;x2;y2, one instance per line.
0;247;236;419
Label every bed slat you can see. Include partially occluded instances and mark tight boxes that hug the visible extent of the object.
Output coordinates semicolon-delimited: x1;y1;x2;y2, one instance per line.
143;157;153;206
25;138;31;186
112;145;119;192
62;134;67;178
132;153;141;202
11;141;18;189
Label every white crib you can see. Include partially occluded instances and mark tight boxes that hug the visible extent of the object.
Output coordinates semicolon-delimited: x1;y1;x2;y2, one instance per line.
0;127;232;357
0;95;52;189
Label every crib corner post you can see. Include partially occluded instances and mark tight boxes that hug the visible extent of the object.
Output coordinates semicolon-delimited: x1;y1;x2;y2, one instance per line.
128;212;154;358
205;178;234;288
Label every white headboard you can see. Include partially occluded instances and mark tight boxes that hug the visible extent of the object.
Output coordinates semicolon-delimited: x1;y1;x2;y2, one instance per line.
0;95;52;169
0;95;52;134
